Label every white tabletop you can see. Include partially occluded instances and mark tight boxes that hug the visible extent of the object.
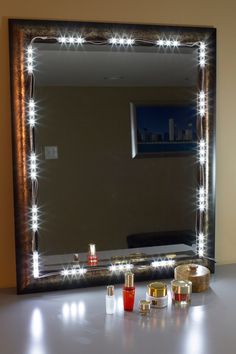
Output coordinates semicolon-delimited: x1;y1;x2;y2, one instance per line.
0;264;235;354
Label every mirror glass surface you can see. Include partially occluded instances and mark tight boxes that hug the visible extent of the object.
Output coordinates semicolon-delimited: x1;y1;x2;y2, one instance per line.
34;43;198;269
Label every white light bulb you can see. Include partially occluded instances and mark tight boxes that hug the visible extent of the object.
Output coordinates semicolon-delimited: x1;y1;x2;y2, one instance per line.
199;156;205;164
118;264;124;271
79;268;87;275
29;110;35;118
199;139;206;148
27;46;33;55
118;38;125;45
199;91;205;100
27;57;33;64
30;153;36;162
32;222;38;232
28;64;33;73
200;50;206;59
200;58;206;67
30;171;37;180
29;99;35;108
125;264;133;270
76;37;85;44
157;39;164;46
200;42;206;50
109;264;117;272
109;37;117;45
165;40;171;46
59;36;66;44
32;205;38;213
198;233;204;242
172;40;180;47
69;37;75;44
199;108;205;117
126;38;134;45
29;118;35;126
33;251;39;278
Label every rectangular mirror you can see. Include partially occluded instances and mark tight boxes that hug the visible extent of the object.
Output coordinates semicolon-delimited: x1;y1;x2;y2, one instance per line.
9;19;216;293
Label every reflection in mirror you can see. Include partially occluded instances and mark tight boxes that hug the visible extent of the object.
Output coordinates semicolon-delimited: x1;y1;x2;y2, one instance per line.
33;43;198;270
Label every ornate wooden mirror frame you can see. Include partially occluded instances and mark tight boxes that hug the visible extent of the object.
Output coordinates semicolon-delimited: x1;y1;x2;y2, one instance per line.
9;19;216;293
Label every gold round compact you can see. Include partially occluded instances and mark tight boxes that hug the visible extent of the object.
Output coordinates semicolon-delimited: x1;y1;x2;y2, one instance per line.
174;264;210;293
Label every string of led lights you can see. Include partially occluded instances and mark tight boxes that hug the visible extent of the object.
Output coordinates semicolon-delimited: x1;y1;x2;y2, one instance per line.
26;35;208;279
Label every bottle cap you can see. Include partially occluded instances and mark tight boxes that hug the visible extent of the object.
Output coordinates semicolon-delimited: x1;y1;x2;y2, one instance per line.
107;285;114;296
124;272;134;287
89;243;96;256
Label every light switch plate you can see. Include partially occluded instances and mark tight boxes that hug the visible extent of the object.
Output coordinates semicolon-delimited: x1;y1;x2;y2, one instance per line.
44;146;58;160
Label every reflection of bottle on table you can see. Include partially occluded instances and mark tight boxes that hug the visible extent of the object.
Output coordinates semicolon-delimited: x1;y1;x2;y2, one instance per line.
87;243;98;266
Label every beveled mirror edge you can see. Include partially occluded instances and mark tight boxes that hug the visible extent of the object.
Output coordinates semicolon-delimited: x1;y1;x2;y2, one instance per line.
8;18;216;294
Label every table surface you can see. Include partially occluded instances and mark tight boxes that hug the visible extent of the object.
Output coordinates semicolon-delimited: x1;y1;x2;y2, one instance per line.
0;264;236;354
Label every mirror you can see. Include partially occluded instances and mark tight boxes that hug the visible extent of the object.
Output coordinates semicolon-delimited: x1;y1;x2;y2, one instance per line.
9;20;216;293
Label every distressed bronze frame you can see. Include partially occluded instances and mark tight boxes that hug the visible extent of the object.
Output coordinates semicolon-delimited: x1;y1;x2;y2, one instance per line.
9;19;216;294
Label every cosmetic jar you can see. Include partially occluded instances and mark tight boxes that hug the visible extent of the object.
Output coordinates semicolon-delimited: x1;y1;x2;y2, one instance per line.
171;280;192;305
146;282;168;308
139;300;151;316
174;263;210;292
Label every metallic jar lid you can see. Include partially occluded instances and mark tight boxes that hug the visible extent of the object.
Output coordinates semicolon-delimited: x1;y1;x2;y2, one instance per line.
139;300;151;314
174;264;210;293
171;280;192;295
107;285;114;296
147;282;168;297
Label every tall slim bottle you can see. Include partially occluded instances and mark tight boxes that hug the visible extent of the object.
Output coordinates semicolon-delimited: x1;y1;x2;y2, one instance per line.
106;285;115;314
123;272;135;311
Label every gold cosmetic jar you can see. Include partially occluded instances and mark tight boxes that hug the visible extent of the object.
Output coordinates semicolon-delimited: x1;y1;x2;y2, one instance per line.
139;300;151;316
171;279;192;305
146;282;168;308
174;264;210;292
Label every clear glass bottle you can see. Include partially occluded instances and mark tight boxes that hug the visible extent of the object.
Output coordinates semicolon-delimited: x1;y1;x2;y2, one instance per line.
106;285;115;314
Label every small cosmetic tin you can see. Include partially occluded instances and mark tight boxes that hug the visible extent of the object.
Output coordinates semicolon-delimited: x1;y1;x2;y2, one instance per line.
174;263;210;292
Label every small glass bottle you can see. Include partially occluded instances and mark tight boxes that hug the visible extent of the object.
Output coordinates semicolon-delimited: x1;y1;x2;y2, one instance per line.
146;282;168;308
87;243;98;266
171;280;192;305
106;285;115;314
123;272;135;311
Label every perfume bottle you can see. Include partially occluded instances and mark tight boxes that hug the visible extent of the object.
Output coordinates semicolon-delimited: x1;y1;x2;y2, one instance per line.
87;243;98;266
123;272;135;311
106;285;115;314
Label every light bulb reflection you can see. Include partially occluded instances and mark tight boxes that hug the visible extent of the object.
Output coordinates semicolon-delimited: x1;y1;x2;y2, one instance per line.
31;308;43;340
62;301;86;322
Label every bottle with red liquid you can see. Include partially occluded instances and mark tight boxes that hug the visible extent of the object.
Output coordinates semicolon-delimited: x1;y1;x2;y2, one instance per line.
123;272;135;311
87;243;98;266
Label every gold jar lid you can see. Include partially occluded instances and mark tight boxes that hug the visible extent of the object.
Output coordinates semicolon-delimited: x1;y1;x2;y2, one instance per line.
139;300;151;313
174;264;210;292
171;280;192;294
147;282;167;297
125;272;134;287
